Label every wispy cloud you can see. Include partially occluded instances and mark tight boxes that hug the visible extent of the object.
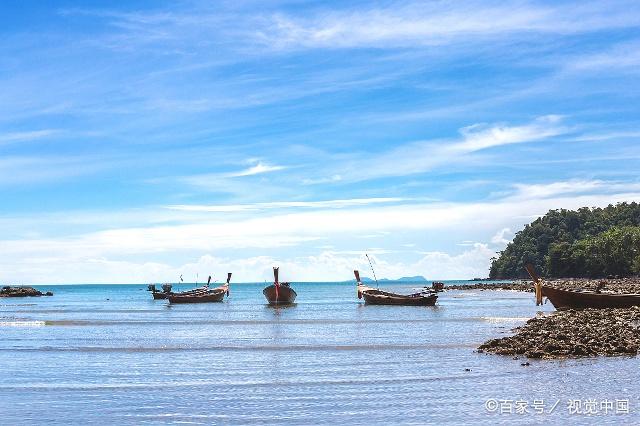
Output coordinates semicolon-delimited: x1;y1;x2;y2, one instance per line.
308;115;569;183
258;1;640;49
227;161;286;177
166;197;407;212
0;155;107;185
510;179;640;200
0;129;58;145
563;40;640;72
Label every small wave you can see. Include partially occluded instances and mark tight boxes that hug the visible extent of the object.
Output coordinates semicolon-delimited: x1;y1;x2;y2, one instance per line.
5;342;476;353
480;316;530;324
0;320;46;327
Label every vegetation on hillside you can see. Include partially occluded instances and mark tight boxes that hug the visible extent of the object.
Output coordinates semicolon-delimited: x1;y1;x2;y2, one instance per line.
489;202;640;278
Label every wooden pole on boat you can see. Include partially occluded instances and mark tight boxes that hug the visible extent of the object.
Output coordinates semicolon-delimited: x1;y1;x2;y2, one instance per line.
366;254;379;289
354;270;363;299
524;264;543;306
273;267;280;301
226;273;232;296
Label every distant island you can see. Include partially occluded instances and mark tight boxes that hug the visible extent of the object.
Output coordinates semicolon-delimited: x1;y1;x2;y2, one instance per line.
490;202;640;279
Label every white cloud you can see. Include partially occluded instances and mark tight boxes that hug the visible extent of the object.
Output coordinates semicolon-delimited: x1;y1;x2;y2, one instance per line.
564;40;640;72
454;115;564;151
510;179;640;200
491;228;513;246
2;179;640;283
327;116;568;183
166;197;406;212
0;129;58;145
0;155;109;185
259;1;640;49
227;161;286;177
414;243;496;279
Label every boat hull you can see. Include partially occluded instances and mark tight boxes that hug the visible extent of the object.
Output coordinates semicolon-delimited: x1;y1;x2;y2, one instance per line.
362;289;437;306
263;285;297;305
152;292;170;300
542;285;640;310
168;290;225;304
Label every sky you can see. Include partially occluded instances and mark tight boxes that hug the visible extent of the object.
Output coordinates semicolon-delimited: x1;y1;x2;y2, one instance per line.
1;0;640;284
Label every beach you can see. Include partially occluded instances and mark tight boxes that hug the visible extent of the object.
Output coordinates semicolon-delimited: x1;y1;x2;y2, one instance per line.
1;282;639;424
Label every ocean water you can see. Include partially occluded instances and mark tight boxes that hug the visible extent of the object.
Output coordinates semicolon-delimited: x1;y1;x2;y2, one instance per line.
1;281;639;425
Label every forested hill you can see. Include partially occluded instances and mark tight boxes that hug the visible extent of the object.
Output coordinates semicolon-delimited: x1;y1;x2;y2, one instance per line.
489;202;640;279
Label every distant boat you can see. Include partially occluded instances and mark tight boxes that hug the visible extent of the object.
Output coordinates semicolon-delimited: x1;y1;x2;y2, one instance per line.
263;267;297;305
169;274;231;304
149;283;173;300
524;264;640;310
355;270;438;306
431;281;445;292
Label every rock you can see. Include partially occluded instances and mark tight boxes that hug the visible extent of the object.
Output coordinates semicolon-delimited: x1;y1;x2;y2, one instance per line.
452;277;640;294
572;345;589;356
479;307;640;360
0;286;45;297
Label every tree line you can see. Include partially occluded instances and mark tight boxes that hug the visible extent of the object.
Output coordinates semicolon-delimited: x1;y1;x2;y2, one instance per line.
489;202;640;278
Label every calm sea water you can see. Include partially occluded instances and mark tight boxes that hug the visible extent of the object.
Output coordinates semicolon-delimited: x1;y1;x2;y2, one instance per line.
1;281;639;425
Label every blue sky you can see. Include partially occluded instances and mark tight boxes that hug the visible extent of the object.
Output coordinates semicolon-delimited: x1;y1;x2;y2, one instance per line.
2;0;640;283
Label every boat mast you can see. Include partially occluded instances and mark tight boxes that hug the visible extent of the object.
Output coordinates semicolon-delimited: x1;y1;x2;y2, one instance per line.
366;254;379;289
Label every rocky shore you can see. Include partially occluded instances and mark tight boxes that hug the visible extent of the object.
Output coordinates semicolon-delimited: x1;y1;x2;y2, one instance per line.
0;286;53;297
446;281;532;291
448;277;640;293
478;307;640;359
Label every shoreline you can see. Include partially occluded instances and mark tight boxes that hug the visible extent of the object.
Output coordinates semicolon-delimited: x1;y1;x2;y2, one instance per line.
475;277;640;359
449;277;640;293
479;307;640;359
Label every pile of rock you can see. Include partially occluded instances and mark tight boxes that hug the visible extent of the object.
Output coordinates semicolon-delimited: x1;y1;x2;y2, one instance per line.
448;278;640;294
478;307;640;358
0;286;53;297
446;281;533;291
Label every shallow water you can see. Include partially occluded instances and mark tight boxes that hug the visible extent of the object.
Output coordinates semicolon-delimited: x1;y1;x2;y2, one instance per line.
1;282;639;425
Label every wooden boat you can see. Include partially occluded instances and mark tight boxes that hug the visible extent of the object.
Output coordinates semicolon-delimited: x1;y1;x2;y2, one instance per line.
540;285;640;310
169;274;231;304
525;264;640;310
431;281;445;292
152;291;170;300
263;267;297;305
150;283;173;300
355;270;438;306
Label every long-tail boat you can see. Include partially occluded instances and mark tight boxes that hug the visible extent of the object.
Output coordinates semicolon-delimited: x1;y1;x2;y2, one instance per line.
169;274;231;304
263;267;297;305
355;270;438;306
149;283;173;300
525;264;640;309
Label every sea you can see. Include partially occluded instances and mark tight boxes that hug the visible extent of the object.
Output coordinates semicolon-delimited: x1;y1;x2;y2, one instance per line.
1;281;639;425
